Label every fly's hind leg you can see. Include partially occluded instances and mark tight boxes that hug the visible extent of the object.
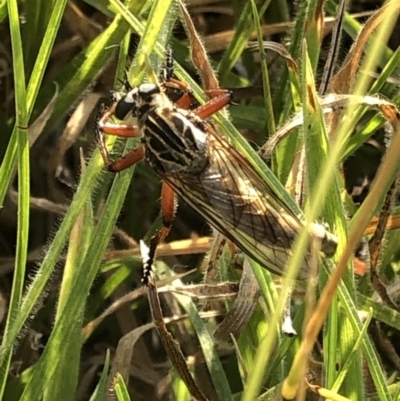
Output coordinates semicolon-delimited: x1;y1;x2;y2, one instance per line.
142;182;177;285
191;90;233;119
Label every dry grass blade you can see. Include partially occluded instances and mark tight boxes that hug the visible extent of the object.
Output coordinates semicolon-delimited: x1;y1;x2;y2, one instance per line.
28;82;59;147
105;324;155;401
103;237;211;260
82;270;196;338
178;0;219;90
213;259;260;345
283;116;400;399
146;282;209;401
247;41;298;74
365;214;400;236
140;238;210;400
369;321;400;370
202;234;226;306
261;94;399;159
170;282;239;300
200;11;375;54
368;176;400;311
8;190;68;214
368;183;396;271
330;1;400;93
319;0;348;95
48;92;101;173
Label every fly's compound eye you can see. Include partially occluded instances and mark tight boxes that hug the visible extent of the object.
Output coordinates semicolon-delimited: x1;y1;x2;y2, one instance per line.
114;88;138;120
138;83;160;101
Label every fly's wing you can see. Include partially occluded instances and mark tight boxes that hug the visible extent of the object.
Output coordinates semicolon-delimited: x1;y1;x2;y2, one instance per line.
164;126;314;278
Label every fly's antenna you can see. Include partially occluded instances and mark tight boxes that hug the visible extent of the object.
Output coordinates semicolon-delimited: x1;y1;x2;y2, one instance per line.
115;70;132;93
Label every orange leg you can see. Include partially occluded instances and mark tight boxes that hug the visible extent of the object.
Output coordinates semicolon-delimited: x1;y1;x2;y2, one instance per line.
96;102;140;137
164;77;194;109
160;45;233;115
104;146;145;172
164;76;233;112
142;181;177;285
192;91;232;119
95;103;142;172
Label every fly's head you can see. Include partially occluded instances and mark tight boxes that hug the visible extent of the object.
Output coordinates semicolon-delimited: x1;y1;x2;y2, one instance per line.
110;81;210;177
114;83;170;123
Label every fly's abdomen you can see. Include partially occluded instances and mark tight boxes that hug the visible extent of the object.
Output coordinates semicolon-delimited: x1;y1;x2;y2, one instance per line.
164;130;335;278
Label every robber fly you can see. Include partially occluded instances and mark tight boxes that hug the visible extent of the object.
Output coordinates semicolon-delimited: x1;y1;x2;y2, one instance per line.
95;51;338;284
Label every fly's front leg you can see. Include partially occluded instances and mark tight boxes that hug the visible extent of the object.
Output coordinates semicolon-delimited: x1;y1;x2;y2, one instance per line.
161;45;232;114
192;89;233;119
165;77;233;113
161;46;195;108
95;102;143;172
142;182;177;285
164;77;195;109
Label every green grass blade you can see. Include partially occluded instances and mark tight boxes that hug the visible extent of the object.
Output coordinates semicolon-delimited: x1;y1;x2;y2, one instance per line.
42;185;95;401
0;0;67;207
217;0;272;83
113;373;131;401
113;0;176;80
0;0;29;397
19;165;134;400
89;350;111;401
0;0;7;22
301;40;363;397
250;0;275;139
0;155;103;367
336;277;392;401
174;286;233;400
303;0;323;70
22;0;57;78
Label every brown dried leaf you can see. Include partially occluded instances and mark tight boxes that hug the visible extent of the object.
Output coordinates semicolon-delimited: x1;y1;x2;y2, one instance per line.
106;323;155;401
213;260;260;345
261;94;400;158
319;0;348;94
170;282;239;300
82;270;195;338
48;92;101;173
146;275;209;401
178;0;219;90
29;82;59;147
330;2;400;93
247;41;298;74
200;11;374;54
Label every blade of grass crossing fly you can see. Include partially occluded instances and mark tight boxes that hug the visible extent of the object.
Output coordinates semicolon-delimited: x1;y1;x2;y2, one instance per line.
302;41;362;398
